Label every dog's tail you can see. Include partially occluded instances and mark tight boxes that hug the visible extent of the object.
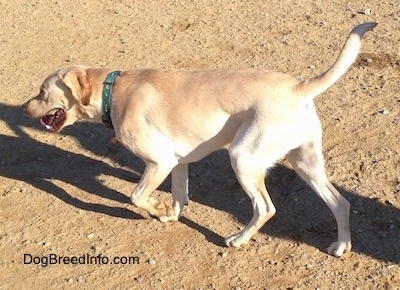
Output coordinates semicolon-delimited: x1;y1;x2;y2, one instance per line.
295;22;377;100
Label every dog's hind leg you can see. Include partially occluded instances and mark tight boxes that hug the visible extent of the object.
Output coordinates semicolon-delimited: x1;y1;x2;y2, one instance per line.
159;163;189;222
225;150;276;247
225;117;278;247
287;140;351;257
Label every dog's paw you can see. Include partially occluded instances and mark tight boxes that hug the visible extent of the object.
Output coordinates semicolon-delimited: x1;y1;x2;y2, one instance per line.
141;198;175;221
327;241;352;257
154;201;174;217
159;214;179;223
225;233;249;248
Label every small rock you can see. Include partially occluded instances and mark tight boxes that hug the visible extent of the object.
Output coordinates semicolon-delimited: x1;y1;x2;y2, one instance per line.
385;200;393;206
218;252;227;257
363;8;372;15
238;198;246;204
382;109;389;115
86;233;95;239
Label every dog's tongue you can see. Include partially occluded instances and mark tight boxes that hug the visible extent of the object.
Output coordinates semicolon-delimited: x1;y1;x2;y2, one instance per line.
40;109;66;131
40;114;56;129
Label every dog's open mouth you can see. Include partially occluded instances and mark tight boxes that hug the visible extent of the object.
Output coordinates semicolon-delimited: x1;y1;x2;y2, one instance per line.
40;108;66;132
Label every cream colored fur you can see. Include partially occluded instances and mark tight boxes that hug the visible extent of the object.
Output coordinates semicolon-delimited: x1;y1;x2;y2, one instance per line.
23;22;377;257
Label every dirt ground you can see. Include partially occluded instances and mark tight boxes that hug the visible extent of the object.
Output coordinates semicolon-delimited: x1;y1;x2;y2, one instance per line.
1;0;399;289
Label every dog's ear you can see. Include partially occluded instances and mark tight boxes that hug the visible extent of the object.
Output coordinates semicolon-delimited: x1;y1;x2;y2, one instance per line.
62;69;92;106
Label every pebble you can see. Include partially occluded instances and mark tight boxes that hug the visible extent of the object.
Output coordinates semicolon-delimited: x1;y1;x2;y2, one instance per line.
134;276;144;283
77;276;84;283
218;252;227;257
363;8;372;15
382;109;389;115
238;198;247;204
385;200;393;206
86;233;94;239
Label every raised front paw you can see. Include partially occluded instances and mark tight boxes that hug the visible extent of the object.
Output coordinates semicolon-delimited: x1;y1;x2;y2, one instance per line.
135;197;175;221
153;200;174;219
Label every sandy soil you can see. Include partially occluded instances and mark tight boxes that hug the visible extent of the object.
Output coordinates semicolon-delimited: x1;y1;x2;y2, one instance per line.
1;0;399;289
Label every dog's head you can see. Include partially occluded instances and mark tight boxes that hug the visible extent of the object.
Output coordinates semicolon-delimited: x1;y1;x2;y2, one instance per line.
22;66;98;132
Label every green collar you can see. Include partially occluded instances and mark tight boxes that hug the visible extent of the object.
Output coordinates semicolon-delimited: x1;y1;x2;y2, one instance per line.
102;71;121;128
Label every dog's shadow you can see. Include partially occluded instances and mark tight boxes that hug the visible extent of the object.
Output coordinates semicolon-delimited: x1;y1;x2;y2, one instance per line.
187;151;400;264
3;103;399;264
1;103;143;219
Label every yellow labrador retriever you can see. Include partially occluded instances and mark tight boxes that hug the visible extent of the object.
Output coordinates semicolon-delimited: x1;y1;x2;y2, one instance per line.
22;22;376;257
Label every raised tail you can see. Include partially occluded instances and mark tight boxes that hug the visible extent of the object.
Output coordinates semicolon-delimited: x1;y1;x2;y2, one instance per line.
295;22;377;100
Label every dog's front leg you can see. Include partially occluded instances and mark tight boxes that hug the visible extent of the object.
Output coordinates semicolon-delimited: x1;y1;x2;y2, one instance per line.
160;163;189;222
131;162;175;219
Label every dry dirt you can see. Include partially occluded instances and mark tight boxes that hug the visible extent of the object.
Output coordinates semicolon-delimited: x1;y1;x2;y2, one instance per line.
1;0;399;289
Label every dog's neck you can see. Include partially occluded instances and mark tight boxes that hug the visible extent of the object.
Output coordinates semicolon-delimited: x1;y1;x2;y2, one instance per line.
101;71;121;128
84;68;116;125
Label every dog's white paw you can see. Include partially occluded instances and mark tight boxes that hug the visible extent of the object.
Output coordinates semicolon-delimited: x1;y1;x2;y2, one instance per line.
327;241;352;257
159;214;179;223
225;233;249;247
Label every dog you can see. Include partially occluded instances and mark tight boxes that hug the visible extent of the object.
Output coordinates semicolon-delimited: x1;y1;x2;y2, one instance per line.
22;22;376;257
